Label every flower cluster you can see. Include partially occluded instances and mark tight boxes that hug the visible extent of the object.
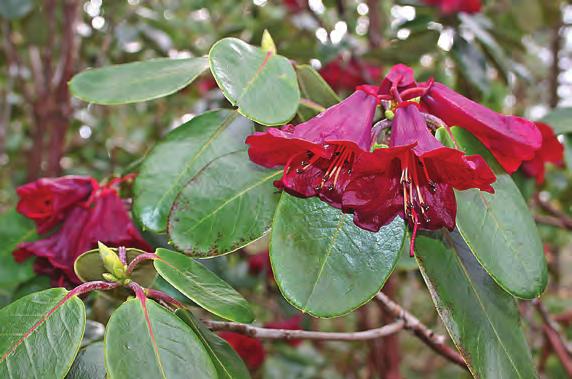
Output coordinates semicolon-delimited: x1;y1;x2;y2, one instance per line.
247;64;546;255
319;56;382;93
14;175;151;287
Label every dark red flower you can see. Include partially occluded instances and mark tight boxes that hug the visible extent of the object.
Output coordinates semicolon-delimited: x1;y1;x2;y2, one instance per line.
197;76;218;95
282;0;306;13
218;332;266;370
521;122;564;184
343;103;495;254
264;315;303;346
16;176;96;234
421;82;542;173
246;88;379;208
423;0;481;14
248;250;272;278
319;56;382;92
14;179;151;287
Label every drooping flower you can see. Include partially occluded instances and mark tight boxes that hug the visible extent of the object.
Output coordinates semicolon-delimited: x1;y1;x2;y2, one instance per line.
16;176;96;234
246;87;379;208
423;0;481;15
521;122;564;184
421;82;542;173
248;250;273;278
264;315;304;346
343;103;495;254
14;177;151;287
319;56;382;92
218;332;266;370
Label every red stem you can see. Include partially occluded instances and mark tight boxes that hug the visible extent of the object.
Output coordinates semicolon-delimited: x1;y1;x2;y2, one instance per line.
126;253;157;275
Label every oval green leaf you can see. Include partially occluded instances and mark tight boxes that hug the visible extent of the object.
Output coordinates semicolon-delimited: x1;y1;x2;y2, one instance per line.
133;109;254;232
0;0;34;20
176;309;251;379
74;247;156;299
209;37;300;125
155;248;254;323
415;233;537;379
105;297;217;379
295;64;339;122
168;150;281;257
270;194;405;317
437;127;547;299
66;342;106;379
0;288;86;379
69;57;209;104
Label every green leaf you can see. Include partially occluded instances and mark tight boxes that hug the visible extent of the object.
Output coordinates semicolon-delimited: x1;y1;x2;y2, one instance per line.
415;233;537;379
69;57;209;104
270;194;405;317
540;107;572;134
295;64;340;122
74;248;156;299
155;248;254;323
176;309;251;379
209;37;300;125
168;150;281;257
0;209;36;294
437;127;547;299
0;288;86;379
105;297;217;379
66;342;106;379
0;0;34;19
133;109;253;232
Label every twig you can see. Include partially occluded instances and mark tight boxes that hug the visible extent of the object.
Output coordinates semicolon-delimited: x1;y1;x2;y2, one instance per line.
533;299;572;355
535;195;572;230
542;325;572;376
534;214;572;230
367;0;383;49
203;319;404;341
375;292;468;369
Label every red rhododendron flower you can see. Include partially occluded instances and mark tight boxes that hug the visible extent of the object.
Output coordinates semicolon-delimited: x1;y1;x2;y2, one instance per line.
218;332;266;370
421;82;542;173
246;87;379;208
264;315;303;346
343;103;495;254
14;177;151;287
248;250;272;278
521;122;564;184
423;0;481;14
16;176;96;234
282;0;306;13
319;56;382;92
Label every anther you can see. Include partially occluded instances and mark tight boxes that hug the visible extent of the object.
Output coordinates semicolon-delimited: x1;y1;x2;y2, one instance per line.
296;168;303;174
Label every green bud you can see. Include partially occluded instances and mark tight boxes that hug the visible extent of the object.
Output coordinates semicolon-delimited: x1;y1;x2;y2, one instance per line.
384;110;395;120
102;273;119;283
98;241;127;279
261;29;277;54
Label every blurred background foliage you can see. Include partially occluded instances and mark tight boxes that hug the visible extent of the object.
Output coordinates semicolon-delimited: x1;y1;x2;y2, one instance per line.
2;0;572;377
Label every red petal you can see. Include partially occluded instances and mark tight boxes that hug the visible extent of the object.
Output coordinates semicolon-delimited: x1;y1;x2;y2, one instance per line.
422;82;541;173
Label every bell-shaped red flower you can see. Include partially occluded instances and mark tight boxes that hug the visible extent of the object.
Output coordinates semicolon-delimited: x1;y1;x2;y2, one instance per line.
16;176;96;234
14;180;151;287
343;104;495;255
319;56;382;92
218;332;266;371
421;82;542;173
423;0;481;14
246;88;378;208
521;122;564;184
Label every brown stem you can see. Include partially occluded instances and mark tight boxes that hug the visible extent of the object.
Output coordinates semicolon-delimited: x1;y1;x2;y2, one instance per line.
549;20;562;109
203;319;404;341
375;292;468;369
367;0;383;49
377;278;402;379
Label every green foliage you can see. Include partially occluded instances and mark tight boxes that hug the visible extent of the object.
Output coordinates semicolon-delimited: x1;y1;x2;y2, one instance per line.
437;127;547;299
155;248;254;323
416;234;537;378
270;194;405;317
209;38;300;125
